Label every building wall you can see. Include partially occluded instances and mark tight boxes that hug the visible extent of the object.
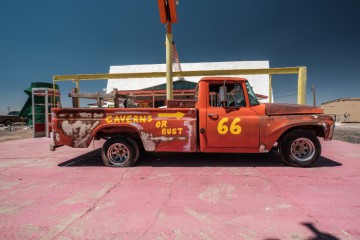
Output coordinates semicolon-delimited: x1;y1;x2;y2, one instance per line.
321;99;360;122
107;61;271;103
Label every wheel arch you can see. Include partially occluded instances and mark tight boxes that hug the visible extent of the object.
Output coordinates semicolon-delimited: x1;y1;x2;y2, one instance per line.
89;124;144;149
276;124;324;147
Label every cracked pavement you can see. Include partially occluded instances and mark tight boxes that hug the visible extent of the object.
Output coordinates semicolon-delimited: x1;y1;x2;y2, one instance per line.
0;137;359;239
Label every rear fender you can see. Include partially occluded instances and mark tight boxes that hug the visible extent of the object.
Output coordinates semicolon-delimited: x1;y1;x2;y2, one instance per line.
92;124;142;145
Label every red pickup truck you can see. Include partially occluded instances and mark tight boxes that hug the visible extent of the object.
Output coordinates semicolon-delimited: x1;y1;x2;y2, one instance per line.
0;111;24;126
51;77;335;167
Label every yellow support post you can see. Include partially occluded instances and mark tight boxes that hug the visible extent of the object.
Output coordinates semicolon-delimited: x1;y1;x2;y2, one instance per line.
166;32;173;100
53;77;56;106
297;66;307;105
269;75;273;103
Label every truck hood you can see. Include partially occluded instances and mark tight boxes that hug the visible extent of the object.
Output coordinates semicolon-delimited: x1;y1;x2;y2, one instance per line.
264;103;323;116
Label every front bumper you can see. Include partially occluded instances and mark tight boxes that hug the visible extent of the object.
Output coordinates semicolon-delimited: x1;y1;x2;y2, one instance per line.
323;122;335;141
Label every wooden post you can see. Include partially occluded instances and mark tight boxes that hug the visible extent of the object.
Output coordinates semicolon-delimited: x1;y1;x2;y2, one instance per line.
114;88;120;108
269;75;273;103
75;79;80;107
71;88;79;108
96;93;102;108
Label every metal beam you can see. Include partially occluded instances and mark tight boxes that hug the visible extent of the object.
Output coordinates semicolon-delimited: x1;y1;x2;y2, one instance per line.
53;72;166;81
53;67;302;81
68;92;127;99
53;66;307;105
177;67;300;77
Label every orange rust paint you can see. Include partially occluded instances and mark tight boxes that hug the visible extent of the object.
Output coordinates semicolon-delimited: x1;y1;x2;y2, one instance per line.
158;0;178;24
157;0;167;24
265;103;323;115
52;108;197;152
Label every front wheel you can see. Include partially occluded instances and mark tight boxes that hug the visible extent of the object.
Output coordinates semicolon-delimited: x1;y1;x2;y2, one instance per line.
278;130;321;167
101;136;139;167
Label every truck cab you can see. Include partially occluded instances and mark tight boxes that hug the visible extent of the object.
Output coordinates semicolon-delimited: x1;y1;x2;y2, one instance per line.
196;77;262;153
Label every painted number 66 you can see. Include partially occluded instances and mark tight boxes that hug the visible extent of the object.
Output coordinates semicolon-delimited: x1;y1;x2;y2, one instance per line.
217;117;241;135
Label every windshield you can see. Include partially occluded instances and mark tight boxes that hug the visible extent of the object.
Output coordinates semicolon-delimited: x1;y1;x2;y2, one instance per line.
246;81;260;106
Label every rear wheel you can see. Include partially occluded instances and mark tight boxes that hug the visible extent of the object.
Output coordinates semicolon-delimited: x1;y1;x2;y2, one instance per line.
101;136;139;167
278;130;321;167
4;119;12;126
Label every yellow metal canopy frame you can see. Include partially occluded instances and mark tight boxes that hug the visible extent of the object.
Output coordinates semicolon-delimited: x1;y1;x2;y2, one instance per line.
53;66;307;106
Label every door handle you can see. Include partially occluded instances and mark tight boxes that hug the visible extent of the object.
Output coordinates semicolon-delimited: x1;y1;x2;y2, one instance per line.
208;113;219;119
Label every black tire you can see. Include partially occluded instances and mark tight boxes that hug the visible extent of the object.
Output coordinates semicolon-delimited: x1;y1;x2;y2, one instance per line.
278;130;321;167
101;136;139;167
4;119;12;126
50;144;56;151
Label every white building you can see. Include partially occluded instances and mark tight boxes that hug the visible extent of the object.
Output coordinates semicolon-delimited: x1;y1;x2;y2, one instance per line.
106;61;271;108
108;61;270;100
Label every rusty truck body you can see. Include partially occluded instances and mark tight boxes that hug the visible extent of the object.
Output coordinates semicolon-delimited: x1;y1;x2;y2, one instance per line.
51;77;335;167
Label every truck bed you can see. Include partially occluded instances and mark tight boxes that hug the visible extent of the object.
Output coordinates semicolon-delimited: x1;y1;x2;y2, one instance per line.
52;108;198;152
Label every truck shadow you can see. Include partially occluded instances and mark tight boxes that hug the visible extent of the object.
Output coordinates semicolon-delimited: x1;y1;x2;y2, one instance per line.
138;151;341;168
264;222;340;240
58;149;342;168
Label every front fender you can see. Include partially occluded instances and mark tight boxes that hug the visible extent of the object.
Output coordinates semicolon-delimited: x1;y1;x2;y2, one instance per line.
260;114;335;151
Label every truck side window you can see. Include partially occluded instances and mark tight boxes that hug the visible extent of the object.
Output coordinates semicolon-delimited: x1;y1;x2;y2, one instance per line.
209;92;218;107
232;84;246;107
208;83;245;108
208;84;220;107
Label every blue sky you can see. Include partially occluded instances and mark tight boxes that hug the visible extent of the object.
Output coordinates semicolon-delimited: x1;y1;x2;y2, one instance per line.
0;0;359;114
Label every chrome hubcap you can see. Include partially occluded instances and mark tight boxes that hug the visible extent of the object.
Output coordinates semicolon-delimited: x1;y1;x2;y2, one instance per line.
290;138;315;162
107;143;130;165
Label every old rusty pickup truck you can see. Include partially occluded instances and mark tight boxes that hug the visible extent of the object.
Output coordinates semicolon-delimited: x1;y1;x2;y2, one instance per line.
51;77;335;167
0;111;24;126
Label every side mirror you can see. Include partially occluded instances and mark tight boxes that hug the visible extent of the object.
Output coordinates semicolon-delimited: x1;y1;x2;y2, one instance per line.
219;85;228;107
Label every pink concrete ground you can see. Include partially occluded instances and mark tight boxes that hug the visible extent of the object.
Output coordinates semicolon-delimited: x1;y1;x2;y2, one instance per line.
0;138;359;240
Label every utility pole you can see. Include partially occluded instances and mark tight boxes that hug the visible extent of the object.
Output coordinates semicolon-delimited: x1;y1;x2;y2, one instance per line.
165;23;173;100
157;0;178;101
311;84;316;107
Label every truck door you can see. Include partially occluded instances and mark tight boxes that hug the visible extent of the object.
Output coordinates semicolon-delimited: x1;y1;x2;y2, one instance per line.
205;83;260;149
